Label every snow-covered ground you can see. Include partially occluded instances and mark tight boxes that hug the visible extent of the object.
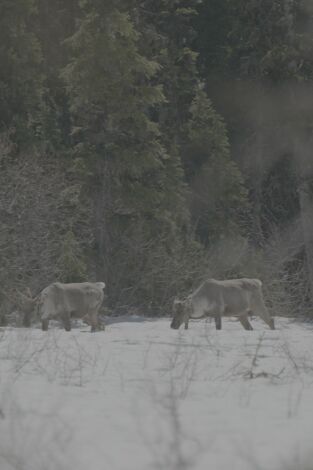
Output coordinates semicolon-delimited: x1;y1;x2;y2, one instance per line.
0;317;313;470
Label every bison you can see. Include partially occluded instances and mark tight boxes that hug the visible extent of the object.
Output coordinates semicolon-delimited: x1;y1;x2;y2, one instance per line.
171;278;274;331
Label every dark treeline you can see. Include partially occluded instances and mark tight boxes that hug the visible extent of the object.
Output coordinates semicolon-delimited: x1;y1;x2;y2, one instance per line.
1;0;313;320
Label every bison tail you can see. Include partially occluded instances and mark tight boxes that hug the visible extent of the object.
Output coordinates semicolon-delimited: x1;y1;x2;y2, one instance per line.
96;282;106;289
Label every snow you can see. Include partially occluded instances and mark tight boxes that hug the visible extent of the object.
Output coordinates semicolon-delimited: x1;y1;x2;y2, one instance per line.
0;317;313;470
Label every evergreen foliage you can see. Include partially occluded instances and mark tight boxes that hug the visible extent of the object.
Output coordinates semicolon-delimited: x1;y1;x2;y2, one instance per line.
183;88;248;244
2;0;313;318
62;0;196;309
57;230;88;283
0;0;44;141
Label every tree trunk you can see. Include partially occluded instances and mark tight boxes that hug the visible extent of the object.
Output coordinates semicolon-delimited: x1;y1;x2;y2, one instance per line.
94;158;110;283
250;87;266;247
294;132;313;305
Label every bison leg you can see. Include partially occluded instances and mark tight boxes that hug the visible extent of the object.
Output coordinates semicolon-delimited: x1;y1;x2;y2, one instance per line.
89;311;100;332
184;318;189;329
41;318;49;331
214;314;222;330
61;313;71;332
268;318;275;330
82;314;91;325
239;315;253;330
83;313;104;331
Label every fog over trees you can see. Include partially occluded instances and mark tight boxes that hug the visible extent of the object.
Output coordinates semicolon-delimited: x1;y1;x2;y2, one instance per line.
1;0;313;320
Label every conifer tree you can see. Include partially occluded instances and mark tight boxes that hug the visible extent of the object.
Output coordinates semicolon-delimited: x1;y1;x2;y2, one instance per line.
135;0;199;142
183;87;249;245
34;0;80;147
0;0;43;141
134;1;250;253
63;0;194;309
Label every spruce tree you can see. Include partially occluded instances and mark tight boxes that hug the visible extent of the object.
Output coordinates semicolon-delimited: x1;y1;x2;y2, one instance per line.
34;0;80;147
183;87;249;245
0;0;43;141
63;0;194;310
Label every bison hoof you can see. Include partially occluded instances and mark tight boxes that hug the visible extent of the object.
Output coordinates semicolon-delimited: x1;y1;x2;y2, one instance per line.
269;320;275;330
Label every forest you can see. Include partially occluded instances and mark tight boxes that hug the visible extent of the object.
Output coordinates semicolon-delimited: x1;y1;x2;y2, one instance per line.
1;0;313;321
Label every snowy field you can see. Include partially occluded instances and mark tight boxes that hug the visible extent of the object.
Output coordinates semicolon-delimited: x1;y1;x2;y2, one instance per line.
0;317;313;470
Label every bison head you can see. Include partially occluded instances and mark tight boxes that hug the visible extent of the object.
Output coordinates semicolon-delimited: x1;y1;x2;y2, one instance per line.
171;298;189;329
